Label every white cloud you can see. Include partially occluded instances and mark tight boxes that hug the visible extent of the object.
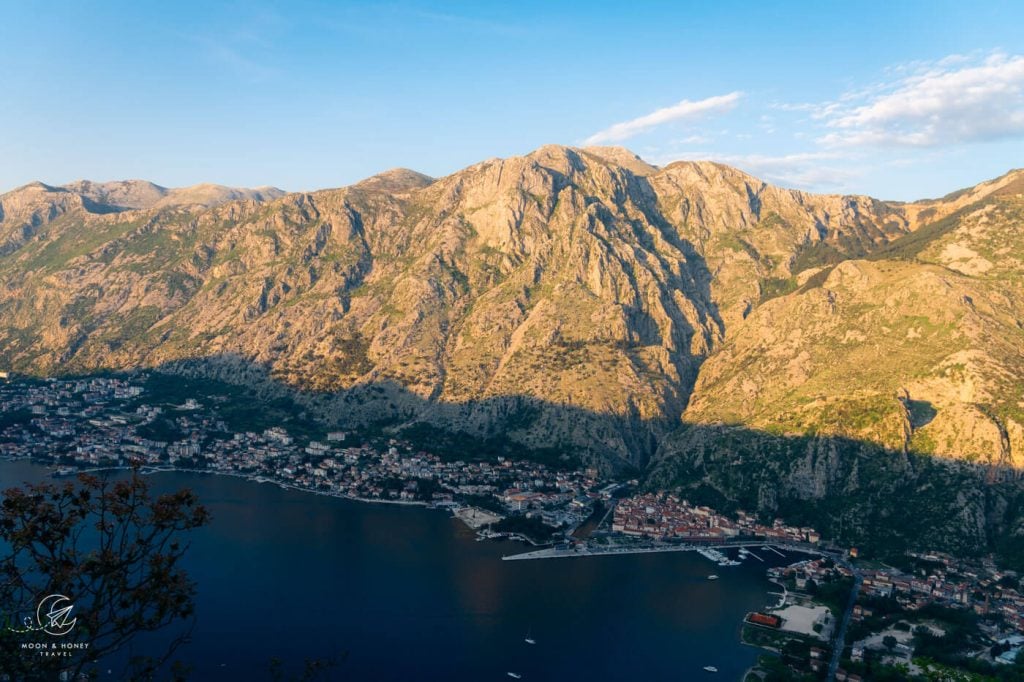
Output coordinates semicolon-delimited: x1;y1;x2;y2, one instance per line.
769;101;817;113
584;92;741;145
674;134;712;144
711;152;860;190
649;150;862;191
819;53;1024;147
626;52;1024;194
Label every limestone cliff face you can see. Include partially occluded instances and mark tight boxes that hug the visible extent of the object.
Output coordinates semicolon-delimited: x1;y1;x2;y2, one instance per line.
4;148;1024;558
648;176;1024;559
0;149;1021;478
676;191;1024;470
648;423;1022;559
648;160;910;330
0;146;921;466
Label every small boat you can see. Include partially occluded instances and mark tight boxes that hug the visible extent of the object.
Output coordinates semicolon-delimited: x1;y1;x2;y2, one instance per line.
507;673;522;679
707;574;719;580
524;635;536;645
703;665;718;673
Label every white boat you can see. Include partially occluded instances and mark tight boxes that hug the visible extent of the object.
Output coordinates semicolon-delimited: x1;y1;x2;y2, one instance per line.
703;665;718;673
524;630;536;644
507;673;522;679
707;574;719;580
698;547;727;563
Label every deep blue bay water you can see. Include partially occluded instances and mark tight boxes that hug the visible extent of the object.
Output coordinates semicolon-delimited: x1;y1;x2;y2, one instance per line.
0;461;788;681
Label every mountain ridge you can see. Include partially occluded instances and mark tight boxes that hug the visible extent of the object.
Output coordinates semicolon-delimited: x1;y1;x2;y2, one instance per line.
1;145;1023;559
0;145;1019;460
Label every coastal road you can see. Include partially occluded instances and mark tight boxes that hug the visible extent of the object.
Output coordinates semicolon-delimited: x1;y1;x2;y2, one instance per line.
826;574;862;681
503;540;831;561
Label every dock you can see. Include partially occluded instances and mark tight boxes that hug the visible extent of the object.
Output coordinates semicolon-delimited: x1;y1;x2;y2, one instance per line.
504;544;701;561
502;541;820;561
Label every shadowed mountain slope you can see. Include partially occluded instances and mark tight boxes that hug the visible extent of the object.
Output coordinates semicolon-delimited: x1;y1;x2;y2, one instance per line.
0;148;1021;510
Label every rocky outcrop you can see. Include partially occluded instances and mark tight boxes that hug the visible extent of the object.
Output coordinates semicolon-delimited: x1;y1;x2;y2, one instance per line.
646;184;1024;561
648;424;1023;559
678;196;1024;471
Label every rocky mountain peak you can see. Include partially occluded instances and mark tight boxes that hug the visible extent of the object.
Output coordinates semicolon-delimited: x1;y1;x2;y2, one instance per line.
153;184;286;209
353;168;435;193
14;181;63;193
579;146;660;176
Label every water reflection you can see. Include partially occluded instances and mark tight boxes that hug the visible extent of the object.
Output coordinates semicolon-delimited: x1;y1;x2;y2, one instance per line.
0;462;783;681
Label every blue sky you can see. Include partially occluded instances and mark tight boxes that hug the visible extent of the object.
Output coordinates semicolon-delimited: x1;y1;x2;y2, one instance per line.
2;0;1023;199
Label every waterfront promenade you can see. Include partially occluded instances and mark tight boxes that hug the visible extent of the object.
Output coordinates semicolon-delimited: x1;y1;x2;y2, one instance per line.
502;540;826;561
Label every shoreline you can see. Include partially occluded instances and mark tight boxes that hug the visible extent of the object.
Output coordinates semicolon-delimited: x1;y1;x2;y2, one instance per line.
49;462;435;508
502;540;826;561
11;456;832;560
17;459;552;545
0;456;775;678
6;456;792;677
11;458;833;560
767;577;788;609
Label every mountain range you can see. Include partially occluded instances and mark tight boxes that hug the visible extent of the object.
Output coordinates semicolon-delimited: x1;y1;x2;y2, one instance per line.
2;146;1023;562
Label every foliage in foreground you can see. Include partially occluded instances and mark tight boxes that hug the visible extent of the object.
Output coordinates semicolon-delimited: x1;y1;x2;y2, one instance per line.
0;470;209;680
